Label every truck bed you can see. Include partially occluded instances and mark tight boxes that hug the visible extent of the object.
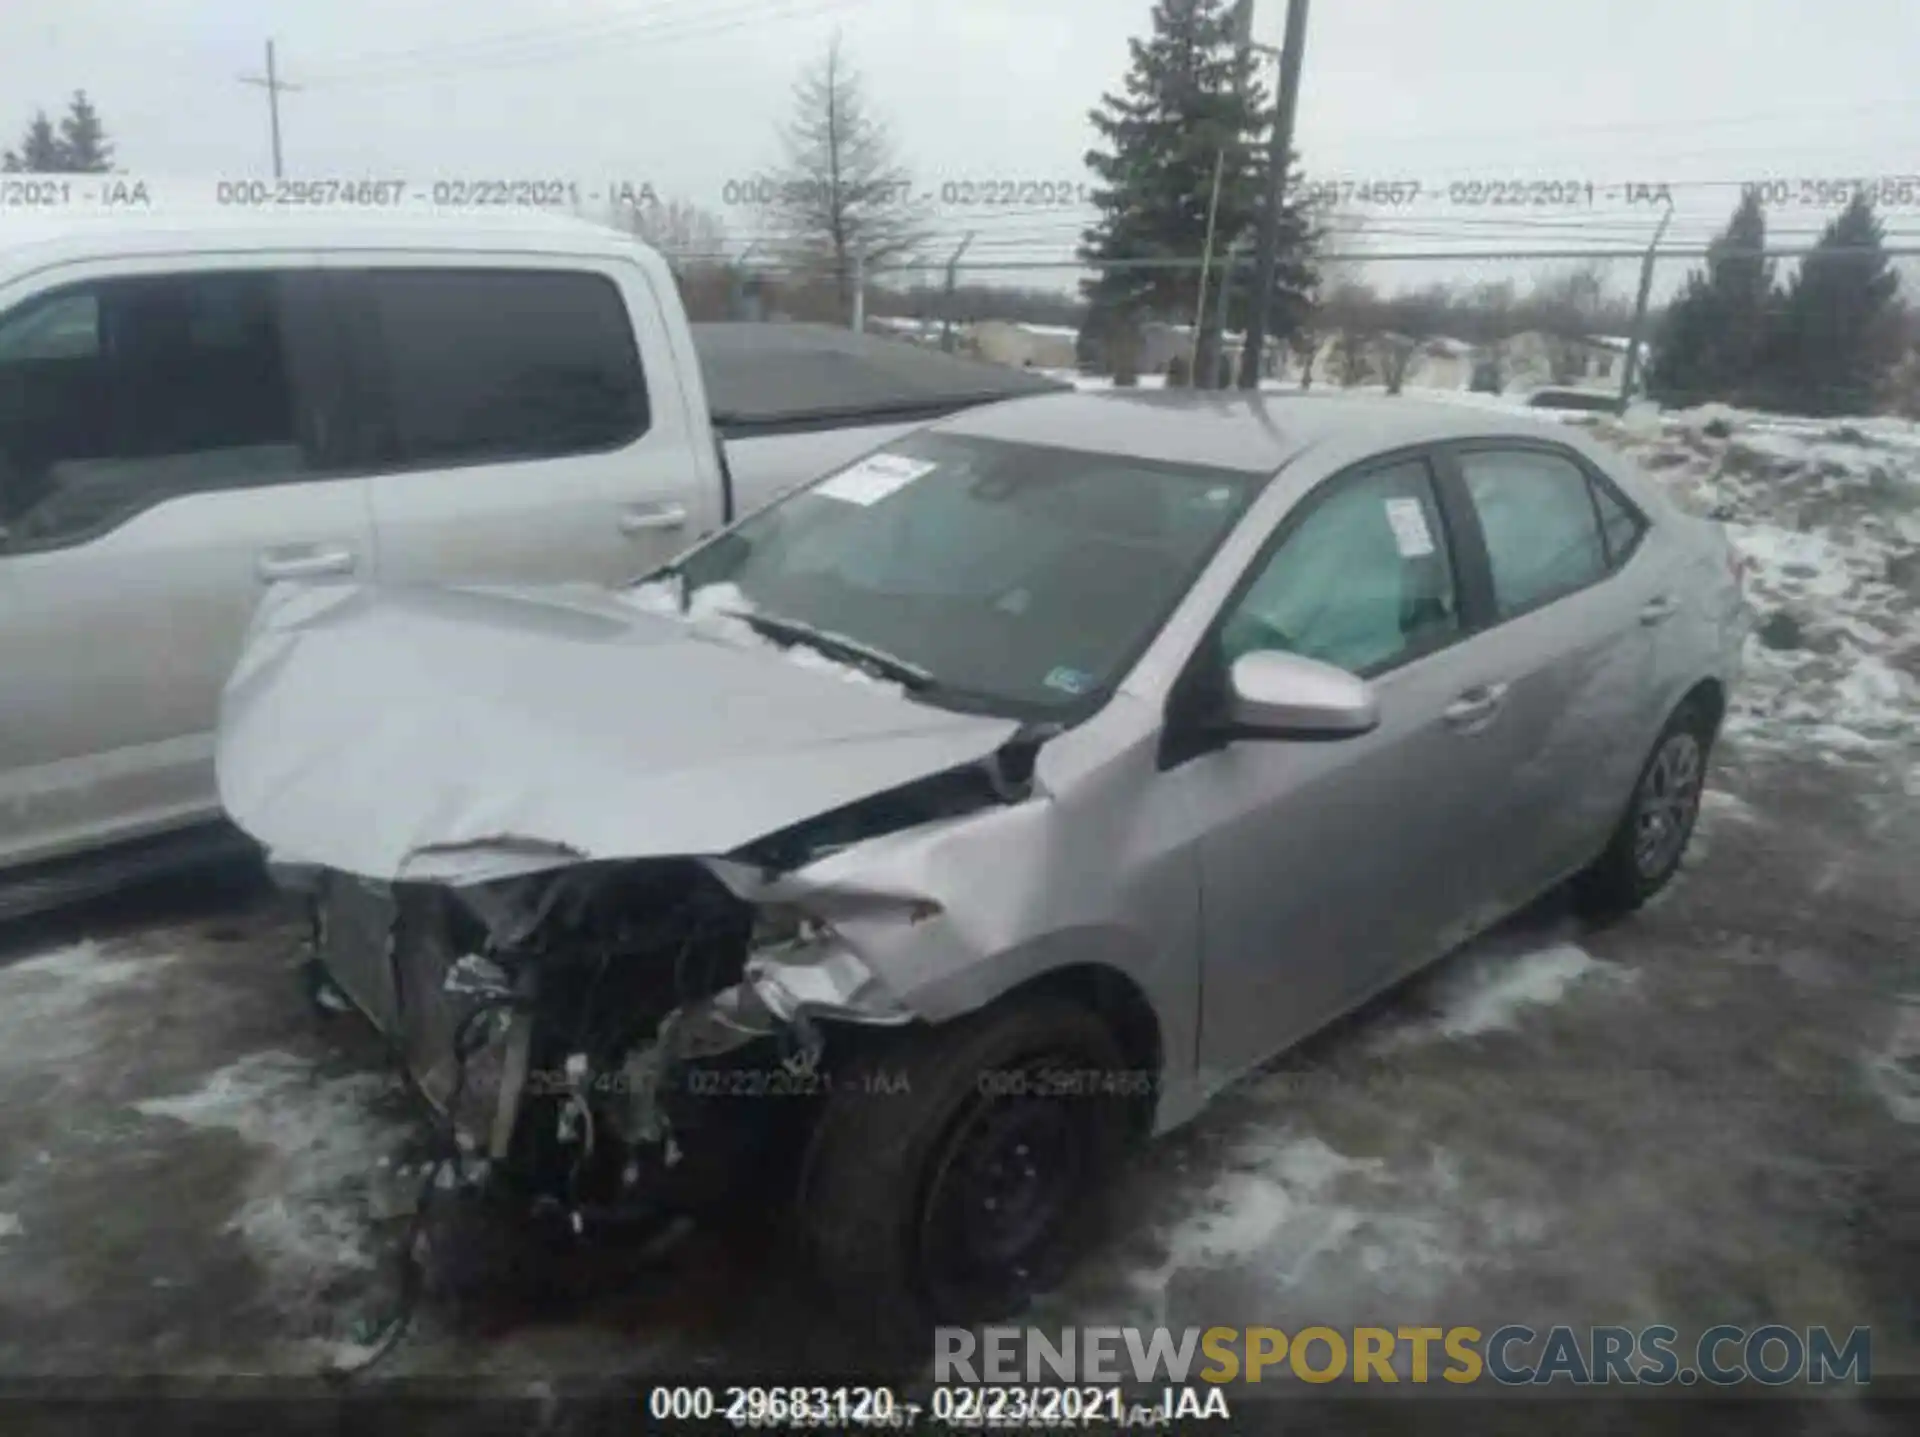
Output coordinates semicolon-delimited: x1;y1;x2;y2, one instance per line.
693;323;1072;515
692;322;1070;438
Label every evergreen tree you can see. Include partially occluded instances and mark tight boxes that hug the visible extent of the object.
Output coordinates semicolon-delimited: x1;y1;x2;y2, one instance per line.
1077;0;1313;385
2;111;63;172
1647;191;1775;407
1758;194;1902;415
57;90;112;172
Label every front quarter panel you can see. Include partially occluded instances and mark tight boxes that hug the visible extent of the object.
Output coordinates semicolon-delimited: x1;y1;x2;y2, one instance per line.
735;691;1209;1131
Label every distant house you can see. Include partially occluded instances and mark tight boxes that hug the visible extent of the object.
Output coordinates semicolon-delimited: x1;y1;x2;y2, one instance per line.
964;320;1079;370
1488;331;1647;391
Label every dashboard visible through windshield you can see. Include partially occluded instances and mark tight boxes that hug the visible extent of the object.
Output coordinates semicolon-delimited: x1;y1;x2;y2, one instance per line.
666;431;1264;717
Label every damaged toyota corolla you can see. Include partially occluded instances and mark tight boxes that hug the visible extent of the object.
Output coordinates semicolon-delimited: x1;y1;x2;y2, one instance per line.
215;390;1744;1328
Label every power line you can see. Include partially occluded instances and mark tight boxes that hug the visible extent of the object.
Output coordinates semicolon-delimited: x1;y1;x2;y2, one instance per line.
299;0;872;89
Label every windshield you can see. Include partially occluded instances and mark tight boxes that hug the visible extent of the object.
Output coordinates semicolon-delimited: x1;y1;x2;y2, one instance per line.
661;431;1262;717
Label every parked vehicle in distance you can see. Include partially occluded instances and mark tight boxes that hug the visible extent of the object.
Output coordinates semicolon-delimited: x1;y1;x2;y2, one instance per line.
0;207;1060;892
218;389;1745;1331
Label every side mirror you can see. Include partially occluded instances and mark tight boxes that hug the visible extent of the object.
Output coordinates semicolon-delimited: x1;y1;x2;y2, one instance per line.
1225;649;1379;739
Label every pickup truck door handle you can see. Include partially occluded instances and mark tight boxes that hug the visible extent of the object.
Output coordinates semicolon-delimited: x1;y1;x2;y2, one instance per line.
1444;682;1509;730
1640;594;1679;626
255;545;356;583
618;502;689;535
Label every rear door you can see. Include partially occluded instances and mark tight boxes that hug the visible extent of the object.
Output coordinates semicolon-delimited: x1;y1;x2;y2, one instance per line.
0;259;373;867
1435;441;1660;910
335;258;714;588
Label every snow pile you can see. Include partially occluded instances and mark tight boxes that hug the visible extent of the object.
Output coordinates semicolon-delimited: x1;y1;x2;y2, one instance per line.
1579;404;1920;764
134;1051;408;1302
622;578;907;695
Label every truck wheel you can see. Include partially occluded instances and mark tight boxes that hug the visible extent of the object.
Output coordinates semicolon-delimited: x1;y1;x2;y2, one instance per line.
796;996;1131;1336
1574;696;1715;922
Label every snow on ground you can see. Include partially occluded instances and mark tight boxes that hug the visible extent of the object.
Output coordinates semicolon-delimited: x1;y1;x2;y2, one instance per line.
1862;994;1920;1126
1048;934;1606;1336
1577;403;1920;767
1383;940;1629;1045
134;1051;408;1303
0;940;174;1071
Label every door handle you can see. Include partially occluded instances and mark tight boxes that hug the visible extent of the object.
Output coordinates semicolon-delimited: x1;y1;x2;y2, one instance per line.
256;545;356;583
1444;682;1509;730
1640;594;1679;626
618;503;689;535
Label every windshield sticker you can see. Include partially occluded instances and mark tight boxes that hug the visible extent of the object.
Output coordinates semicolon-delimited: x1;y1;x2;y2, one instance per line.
815;453;939;506
1383;496;1437;558
1203;485;1235;506
1043;665;1096;696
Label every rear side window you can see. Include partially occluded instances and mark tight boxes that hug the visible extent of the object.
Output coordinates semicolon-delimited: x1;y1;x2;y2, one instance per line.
1590;474;1646;567
359;269;647;468
1457;448;1609;618
0;271;312;552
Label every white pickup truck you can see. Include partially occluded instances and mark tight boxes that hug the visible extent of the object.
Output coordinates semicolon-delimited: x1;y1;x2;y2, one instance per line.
0;207;1062;905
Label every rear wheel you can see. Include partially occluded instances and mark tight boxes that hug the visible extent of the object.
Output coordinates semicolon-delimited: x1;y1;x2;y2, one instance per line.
795;997;1130;1338
1574;698;1714;920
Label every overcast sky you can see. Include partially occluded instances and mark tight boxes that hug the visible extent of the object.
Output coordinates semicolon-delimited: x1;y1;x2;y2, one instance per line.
3;0;1915;299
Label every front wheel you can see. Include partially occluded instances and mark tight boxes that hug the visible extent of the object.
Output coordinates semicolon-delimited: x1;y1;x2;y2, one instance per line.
1574;698;1714;920
795;997;1132;1337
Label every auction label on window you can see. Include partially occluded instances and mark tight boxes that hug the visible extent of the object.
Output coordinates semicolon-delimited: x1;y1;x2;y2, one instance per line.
1384;497;1436;557
816;453;938;506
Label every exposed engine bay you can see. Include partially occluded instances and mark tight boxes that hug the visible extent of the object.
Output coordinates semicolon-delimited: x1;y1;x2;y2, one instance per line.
292;745;1039;1227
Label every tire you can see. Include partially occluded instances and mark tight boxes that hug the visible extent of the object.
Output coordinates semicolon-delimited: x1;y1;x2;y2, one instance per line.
1574;696;1716;921
795;996;1131;1340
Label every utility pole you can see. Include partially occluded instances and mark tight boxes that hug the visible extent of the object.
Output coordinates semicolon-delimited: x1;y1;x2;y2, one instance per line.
1238;0;1309;389
851;248;866;332
1618;200;1673;415
1214;235;1246;388
941;232;975;353
238;39;300;179
1190;150;1227;387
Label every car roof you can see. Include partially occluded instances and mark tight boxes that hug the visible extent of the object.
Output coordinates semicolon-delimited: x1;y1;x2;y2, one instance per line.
0;205;647;273
929;387;1595;476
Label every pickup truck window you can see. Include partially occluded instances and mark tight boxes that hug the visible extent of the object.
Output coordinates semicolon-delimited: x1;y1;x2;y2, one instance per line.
356;268;648;469
0;271;313;553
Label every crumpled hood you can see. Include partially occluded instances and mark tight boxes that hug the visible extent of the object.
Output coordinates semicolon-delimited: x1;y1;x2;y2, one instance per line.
216;583;1021;883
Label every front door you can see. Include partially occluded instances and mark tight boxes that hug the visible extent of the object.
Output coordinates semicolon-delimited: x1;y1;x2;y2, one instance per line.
0;262;372;866
1161;453;1508;1085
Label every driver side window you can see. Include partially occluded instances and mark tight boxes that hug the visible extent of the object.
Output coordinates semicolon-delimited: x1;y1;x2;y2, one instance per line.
1219;456;1460;677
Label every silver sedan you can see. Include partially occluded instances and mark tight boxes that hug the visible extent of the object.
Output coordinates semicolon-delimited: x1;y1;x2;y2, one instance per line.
218;390;1746;1328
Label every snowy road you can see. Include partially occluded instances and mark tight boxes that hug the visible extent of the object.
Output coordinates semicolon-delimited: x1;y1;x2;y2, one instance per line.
0;403;1915;1422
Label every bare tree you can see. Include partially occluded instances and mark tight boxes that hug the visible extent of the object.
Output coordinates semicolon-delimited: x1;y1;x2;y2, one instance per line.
1286;325;1321;390
1374;335;1418;394
614;197;733;320
1371;283;1452;394
1331;325;1375;387
617;196;727;264
764;37;928;322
